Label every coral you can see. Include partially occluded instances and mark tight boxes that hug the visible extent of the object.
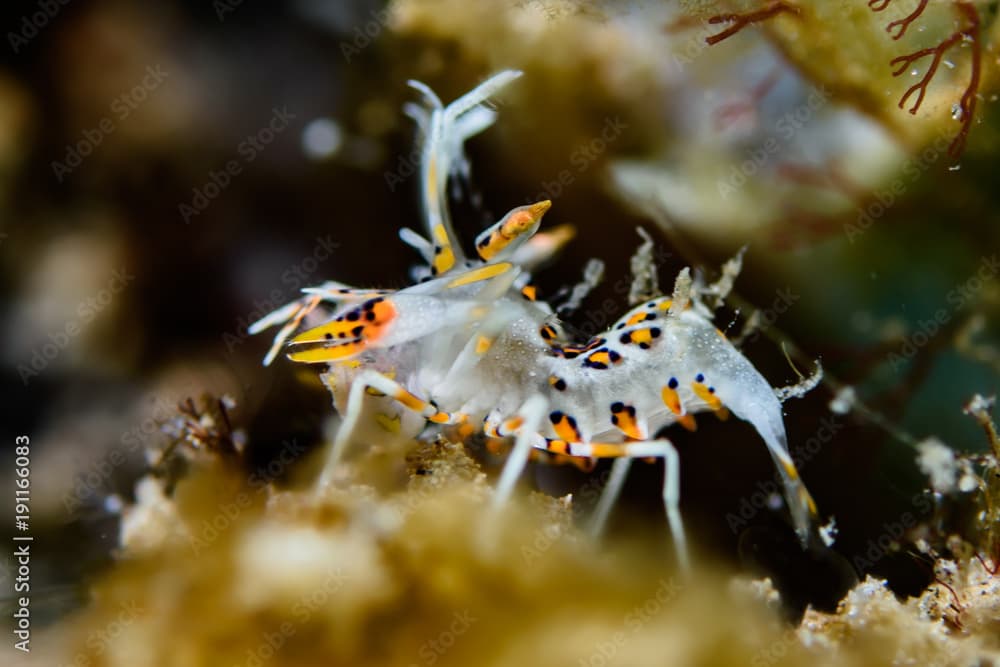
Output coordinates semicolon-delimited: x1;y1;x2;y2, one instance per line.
15;428;1000;667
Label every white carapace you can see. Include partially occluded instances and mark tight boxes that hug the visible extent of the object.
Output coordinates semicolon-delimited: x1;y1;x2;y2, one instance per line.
250;71;821;572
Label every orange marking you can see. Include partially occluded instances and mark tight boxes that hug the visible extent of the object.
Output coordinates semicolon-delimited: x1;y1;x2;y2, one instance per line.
475;335;492;354
587;443;627;458
546;439;571;455
446;262;512;288
290;298;397;346
656;299;674;311
478;201;551;261
486;438;507;455
677;414;697;432
394;389;427;412
433;245;455;274
521;285;537;301
551;413;582;442
630;328;656;346
428;412;451;424
692;382;723;411
587;350;611;365
661;386;683;415
502;416;524;433
287;341;365;363
626;311;648;326
457;423;476;438
611;404;645;440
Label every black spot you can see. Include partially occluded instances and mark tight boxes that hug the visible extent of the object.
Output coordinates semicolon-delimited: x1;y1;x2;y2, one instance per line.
609;350;622;363
365;311;376;321
696;373;705;383
610;401;625;413
647;301;656;308
645;313;657;321
553;378;567;391
639;342;650;350
549;410;564;424
625;405;636;417
351;325;364;337
708;386;716;394
346;310;361;322
668;377;679;389
616;323;625;330
650;327;661;338
620;333;632;344
324;333;333;340
566;415;578;429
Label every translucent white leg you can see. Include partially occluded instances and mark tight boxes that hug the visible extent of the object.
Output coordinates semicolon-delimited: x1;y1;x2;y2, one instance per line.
571;439;689;574
587;457;633;538
491;395;548;510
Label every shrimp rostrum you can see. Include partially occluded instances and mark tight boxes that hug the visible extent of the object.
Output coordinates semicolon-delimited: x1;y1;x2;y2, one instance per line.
250;70;821;572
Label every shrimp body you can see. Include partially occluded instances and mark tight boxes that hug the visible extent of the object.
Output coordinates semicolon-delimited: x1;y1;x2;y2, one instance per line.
251;70;821;569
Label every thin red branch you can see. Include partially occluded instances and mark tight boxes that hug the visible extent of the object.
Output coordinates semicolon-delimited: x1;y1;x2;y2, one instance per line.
934;577;966;629
704;1;800;46
884;1;981;157
886;0;930;40
869;0;892;10
973;551;1000;576
890;34;962;113
949;1;980;157
714;66;783;129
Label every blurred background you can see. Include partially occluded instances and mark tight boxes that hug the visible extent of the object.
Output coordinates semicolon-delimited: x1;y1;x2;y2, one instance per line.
1;0;998;628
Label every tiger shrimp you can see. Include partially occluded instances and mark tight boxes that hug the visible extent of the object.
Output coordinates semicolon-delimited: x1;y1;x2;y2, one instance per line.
250;70;821;572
